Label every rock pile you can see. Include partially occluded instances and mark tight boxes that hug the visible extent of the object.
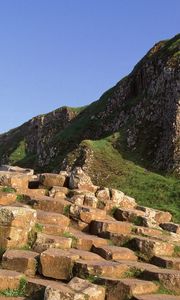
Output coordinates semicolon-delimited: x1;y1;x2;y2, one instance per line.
0;166;180;299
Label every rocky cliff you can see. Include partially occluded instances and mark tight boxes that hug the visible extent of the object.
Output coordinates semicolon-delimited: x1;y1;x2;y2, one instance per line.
0;34;179;187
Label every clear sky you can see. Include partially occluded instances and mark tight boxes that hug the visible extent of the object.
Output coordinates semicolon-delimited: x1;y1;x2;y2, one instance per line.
0;0;179;133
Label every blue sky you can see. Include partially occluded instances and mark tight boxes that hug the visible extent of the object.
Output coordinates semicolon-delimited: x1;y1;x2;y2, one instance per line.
0;0;179;133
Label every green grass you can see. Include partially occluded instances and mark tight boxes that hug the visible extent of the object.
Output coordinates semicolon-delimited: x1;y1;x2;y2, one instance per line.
0;187;16;193
0;276;27;297
9;140;26;164
16;194;26;202
63;204;71;217
85;137;180;222
63;231;78;247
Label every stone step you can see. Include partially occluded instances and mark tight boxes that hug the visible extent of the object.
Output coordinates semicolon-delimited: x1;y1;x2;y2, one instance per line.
0;191;17;205
67;277;105;300
39;173;68;188
73;259;130;279
111;260;160;274
36;210;70;227
132;226;164;238
90;219;132;238
151;256;180;270
142;268;180;293
160;222;180;234
136;206;172;224
66;228;109;251
96;277;158;300
70;204;106;224
92;245;137;261
126;235;175;259
29;195;71;214
133;295;180;300
40;248;79;280
32;233;72;253
44;277;105;300
49;186;69;198
40;248;103;280
2;249;39;277
114;208;145;223
41;223;67;235
0;269;24;291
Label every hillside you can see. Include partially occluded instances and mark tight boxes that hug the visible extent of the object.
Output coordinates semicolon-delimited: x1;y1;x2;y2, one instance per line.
0;34;179;217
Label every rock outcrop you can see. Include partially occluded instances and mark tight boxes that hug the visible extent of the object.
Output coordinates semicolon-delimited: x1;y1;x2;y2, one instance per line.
0;34;179;177
0;166;179;299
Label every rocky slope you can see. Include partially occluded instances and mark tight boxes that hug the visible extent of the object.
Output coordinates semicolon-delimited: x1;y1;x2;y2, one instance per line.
0;166;180;299
0;34;179;216
0;34;179;175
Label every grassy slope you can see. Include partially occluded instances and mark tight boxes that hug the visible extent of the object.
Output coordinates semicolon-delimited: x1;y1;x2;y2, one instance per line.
83;137;180;222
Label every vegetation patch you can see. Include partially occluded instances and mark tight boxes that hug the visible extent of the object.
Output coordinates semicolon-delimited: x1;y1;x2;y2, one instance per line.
0;276;27;297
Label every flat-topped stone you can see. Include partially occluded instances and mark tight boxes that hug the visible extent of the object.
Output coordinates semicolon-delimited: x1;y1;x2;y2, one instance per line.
74;259;130;279
0;269;24;290
92;245;137;261
33;233;72;253
2;249;39;276
99;278;158;300
70;204;106;223
37;210;70;227
127;235;175;259
90;219;132;238
142;268;180;293
68;277;105;300
68;228;108;250
151;256;180;270
160;222;180;234
40;248;80;280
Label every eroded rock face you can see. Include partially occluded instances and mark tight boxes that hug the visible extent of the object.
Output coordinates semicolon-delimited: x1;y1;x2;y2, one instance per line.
69;167;97;192
0;206;37;248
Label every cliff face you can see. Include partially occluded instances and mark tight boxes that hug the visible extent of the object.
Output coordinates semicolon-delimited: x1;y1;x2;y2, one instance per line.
0;107;78;168
0;34;179;176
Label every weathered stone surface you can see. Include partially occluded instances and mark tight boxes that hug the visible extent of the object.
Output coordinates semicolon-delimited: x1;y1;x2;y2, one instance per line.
33;233;72;253
70;204;106;224
104;278;158;300
30;195;71;214
0;192;17;205
39;173;68;187
128;236;174;258
96;187;110;202
160;222;180;234
0;206;37;248
114;208;145;222
68;277;105;300
0;269;24;290
92;245;137;261
44;284;85;300
142;268;180;293
67;228;108;251
90;219;132;237
2;249;39;276
151;256;180;270
40;248;79;280
37;210;70;227
137;206;172;224
49;186;69;198
84;193;99;208
74;259;130;278
69;167;97;192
